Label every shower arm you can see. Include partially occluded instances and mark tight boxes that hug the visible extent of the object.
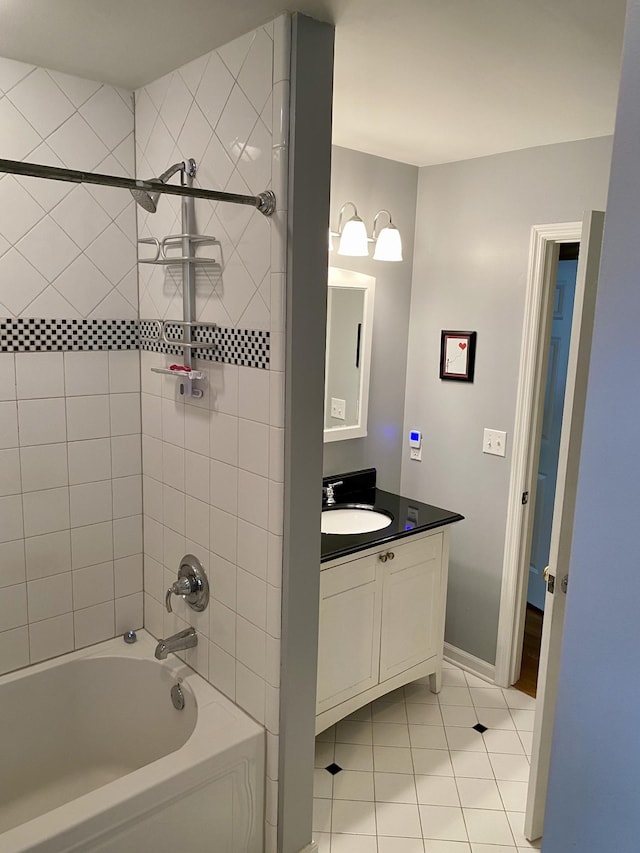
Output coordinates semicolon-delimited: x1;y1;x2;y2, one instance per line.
0;158;277;216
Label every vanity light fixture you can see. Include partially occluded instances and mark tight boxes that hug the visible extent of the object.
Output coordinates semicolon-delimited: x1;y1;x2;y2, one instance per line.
329;202;403;261
372;209;403;262
335;201;370;256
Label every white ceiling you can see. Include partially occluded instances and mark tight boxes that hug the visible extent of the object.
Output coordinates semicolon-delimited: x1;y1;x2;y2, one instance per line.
0;0;626;166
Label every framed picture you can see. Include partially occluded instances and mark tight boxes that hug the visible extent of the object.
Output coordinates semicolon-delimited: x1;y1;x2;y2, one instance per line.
439;330;477;382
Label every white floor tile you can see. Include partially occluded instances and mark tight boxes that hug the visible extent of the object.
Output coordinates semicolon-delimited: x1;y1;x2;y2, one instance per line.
412;748;455;777
410;724;448;749
332;799;377;835
456;778;503;810
464;671;497;688
373;721;411;747
405;683;440;704
374;745;414;774
415;775;460;807
315;739;334;768
376;801;423;837
373;700;409;723
441;668;468;687
506;811;542;848
438;686;473;707
470;845;517;853
336;720;373;745
379;837;426;853
374;771;418;804
425;843;471;852
407;703;444;726
345;703;373;722
518;730;533;755
489;754;531;782
313;831;331;853
449;751;494;780
503;690;536;711
313;797;332;833
419;805;468;841
470;687;508;708
331;832;377;852
335;743;374;772
440;706;478;728
463;808;515;845
475;708;516;730
509;708;535;732
497;780;528;812
445;727;487;752
483;729;525;755
314;767;333;798
332;770;375;802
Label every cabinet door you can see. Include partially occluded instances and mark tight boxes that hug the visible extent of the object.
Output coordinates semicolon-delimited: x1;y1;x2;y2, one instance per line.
317;555;382;714
379;532;443;682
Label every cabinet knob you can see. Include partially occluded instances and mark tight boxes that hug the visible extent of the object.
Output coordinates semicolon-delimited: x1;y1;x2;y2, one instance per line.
388;551;395;561
378;551;395;563
378;553;388;563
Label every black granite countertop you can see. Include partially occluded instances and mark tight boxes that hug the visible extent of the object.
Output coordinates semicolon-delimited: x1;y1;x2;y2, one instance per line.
321;487;464;563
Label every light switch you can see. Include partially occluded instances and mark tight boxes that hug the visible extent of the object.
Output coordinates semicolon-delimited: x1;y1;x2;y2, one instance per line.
483;428;507;457
331;397;346;420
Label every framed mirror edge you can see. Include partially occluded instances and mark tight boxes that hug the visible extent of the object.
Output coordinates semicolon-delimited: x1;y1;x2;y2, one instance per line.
324;266;376;443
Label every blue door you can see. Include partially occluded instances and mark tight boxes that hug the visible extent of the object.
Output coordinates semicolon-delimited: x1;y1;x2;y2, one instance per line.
527;256;578;611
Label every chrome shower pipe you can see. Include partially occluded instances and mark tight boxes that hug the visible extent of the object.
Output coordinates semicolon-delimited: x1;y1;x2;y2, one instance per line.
0;158;277;216
182;160;195;374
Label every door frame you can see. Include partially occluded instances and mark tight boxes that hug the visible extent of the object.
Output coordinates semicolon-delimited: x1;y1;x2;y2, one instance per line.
494;221;582;688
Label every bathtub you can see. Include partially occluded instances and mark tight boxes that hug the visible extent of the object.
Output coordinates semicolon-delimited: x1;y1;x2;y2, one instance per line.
0;630;264;853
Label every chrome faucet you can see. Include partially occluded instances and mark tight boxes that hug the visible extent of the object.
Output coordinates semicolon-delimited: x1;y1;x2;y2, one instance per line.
154;627;198;660
323;480;344;506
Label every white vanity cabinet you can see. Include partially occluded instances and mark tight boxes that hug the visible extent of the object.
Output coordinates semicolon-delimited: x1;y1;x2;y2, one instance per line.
316;526;450;733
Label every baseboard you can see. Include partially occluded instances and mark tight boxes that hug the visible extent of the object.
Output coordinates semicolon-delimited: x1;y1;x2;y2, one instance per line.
444;642;496;684
301;843;319;853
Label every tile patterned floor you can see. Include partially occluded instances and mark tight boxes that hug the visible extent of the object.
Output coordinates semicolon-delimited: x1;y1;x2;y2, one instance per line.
313;662;541;852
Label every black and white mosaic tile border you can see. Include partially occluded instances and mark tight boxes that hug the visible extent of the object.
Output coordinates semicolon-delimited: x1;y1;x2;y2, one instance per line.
0;318;270;369
139;320;270;369
0;319;138;352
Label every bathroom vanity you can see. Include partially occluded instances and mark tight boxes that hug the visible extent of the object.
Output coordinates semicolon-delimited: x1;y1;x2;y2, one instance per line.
317;475;463;733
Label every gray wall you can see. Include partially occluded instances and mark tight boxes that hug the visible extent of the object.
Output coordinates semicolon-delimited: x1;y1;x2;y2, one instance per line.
323;145;418;492
400;136;613;664
545;3;640;849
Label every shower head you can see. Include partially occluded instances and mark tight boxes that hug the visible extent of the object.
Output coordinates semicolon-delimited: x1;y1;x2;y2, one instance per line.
130;159;196;213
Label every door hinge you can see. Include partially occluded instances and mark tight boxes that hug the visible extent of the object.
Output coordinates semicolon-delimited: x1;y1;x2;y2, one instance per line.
561;574;568;594
522;491;529;505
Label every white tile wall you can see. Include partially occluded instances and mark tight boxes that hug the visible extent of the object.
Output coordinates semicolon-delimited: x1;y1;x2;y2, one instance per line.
0;348;143;673
136;15;289;853
0;57;137;318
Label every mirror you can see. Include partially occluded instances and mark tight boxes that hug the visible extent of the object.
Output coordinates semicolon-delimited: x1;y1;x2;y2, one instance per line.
324;267;375;442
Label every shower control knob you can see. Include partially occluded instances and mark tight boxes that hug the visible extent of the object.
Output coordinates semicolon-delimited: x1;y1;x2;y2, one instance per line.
165;554;210;613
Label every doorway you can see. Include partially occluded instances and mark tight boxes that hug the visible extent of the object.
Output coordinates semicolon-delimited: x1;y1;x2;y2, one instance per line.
515;243;579;698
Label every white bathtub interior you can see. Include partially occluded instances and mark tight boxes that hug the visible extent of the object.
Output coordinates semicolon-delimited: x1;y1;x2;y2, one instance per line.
0;631;264;853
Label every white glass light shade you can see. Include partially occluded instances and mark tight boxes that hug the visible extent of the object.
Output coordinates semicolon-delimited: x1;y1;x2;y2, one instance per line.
338;217;369;256
373;224;403;261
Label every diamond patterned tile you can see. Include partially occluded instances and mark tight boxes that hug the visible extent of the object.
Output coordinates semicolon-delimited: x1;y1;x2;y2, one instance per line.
79;85;134;151
47;70;102;108
0;176;45;244
161;72;193;141
216;85;259;166
177;102;213;168
0;249;48;314
196;53;235;131
85;223;136;285
47;113;110;172
52;255;113;318
16;217;80;281
177;54;209;97
19;142;73;211
0;57;35;94
7;68;75;137
237;28;273;114
0;98;41;160
50;186;111;250
218;30;255;78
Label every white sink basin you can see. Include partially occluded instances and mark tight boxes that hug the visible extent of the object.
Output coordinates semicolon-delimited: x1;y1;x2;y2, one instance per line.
321;505;394;535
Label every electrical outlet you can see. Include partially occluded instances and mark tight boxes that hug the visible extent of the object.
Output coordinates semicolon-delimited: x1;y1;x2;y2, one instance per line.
410;447;422;461
483;428;507;457
331;397;346;420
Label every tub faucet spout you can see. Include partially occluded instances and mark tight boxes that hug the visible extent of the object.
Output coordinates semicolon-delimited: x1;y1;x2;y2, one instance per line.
154;627;197;660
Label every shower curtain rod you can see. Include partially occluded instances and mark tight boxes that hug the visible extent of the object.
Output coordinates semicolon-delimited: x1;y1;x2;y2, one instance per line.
0;158;277;217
